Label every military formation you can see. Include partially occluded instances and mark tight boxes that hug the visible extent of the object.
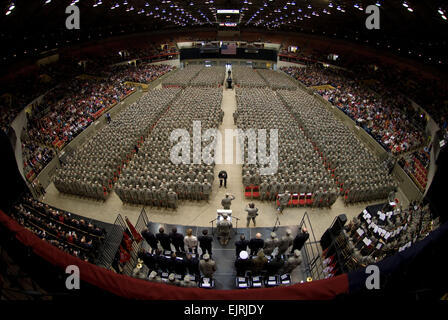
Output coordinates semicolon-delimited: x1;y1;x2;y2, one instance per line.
232;66;267;88
53;88;181;200
55;67;397;208
190;66;226;87
278;89;398;204
235;87;338;207
115;87;223;207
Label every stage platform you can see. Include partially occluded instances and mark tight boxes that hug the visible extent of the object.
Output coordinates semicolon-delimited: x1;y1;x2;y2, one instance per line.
144;221;307;290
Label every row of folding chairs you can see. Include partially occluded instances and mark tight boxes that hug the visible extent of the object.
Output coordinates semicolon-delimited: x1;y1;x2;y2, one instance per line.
276;193;314;207
244;185;315;207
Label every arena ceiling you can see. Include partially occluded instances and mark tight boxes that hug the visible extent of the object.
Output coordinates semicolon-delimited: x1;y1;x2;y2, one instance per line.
0;0;447;67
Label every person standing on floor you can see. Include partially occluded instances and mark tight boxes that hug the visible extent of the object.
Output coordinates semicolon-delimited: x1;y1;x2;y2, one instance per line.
184;228;198;253
198;229;213;257
169;227;185;253
249;233;264;256
235;234;249;257
245;202;259;227
218;170;228;188
156;227;172;251
216;213;232;246
291;227;309;253
221;193;235;210
199;254;217;278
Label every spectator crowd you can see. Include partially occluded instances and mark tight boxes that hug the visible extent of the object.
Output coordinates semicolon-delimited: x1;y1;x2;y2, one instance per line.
281;65;426;155
10;196;106;263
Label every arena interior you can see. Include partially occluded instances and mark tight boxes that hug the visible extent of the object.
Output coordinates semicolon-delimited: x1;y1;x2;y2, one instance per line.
0;0;447;304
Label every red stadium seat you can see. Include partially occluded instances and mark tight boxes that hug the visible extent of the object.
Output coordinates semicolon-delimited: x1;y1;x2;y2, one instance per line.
306;193;313;206
252;186;260;198
292;193;299;207
299;193;306;206
245;186;252;199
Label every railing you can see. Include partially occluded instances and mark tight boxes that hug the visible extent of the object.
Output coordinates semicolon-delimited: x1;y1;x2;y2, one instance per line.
298;211;324;281
96;214;126;269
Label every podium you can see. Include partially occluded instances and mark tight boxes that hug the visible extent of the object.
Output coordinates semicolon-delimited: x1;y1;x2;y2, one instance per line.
211;209;239;236
217;209;232;221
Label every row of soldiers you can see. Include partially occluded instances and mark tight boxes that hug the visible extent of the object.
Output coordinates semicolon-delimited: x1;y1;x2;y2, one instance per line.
115;178;215;207
278;89;397;204
232;66;267;88
53;88;181;200
115;87;223;206
119;165;215;187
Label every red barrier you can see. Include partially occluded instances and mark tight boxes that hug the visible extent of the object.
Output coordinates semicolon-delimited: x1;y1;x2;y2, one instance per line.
0;209;348;300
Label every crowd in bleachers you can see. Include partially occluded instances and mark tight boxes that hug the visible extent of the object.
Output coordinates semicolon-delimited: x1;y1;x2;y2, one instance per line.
102;63;175;84
10;196;106;263
25;78;134;148
22;141;55;182
399;146;431;191
281;65;348;87
20;78;135;182
349;60;448;136
0;105;21;135
1;54;175;182
281;65;426;155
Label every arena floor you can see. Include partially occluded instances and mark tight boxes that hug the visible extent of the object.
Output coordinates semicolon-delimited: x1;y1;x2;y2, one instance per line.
40;79;410;241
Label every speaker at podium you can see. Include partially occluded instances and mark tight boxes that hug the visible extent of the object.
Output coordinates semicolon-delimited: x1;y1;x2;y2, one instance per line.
217;209;232;222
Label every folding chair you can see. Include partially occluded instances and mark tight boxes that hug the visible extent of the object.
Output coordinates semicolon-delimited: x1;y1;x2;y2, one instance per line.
244;186;252;199
306;193;313;206
252;185;260;199
292;193;299;207
298;193;306;206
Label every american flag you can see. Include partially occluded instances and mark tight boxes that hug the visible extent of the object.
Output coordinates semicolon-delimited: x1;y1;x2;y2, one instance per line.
221;43;237;55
